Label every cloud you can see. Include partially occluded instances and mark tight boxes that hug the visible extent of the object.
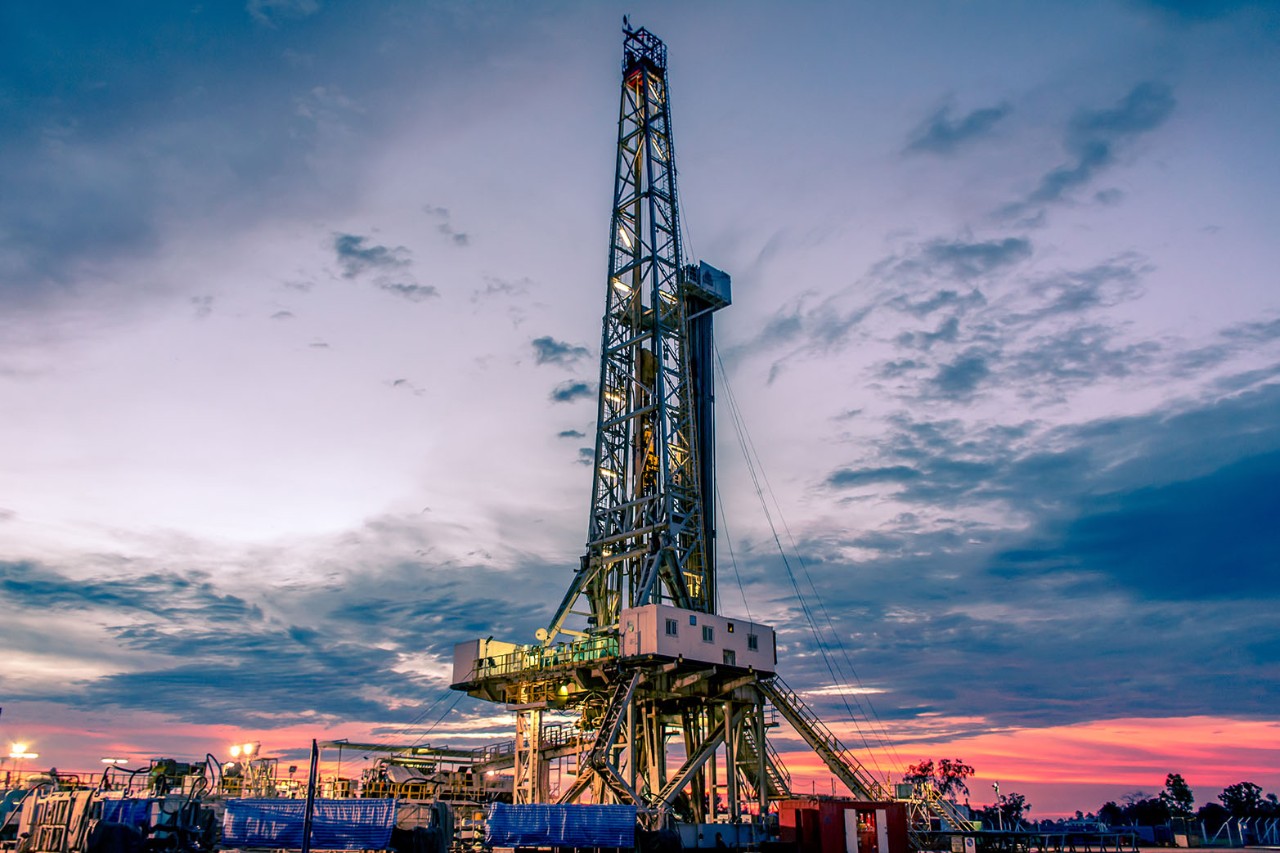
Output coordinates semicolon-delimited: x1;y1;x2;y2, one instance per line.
867;251;1154;405
782;379;1280;731
377;281;438;301
549;380;594;404
557;429;585;439
247;0;321;27
471;276;530;303
1019;82;1176;209
0;519;576;726
531;336;589;366
826;465;922;488
390;378;425;396
905;102;1011;155
424;205;470;247
929;350;993;398
919;238;1032;280
887;288;987;319
333;233;410;278
191;295;214;319
271;310;295;320
998;448;1280;600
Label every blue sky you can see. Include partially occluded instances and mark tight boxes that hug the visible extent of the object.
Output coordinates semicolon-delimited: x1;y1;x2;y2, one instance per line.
2;0;1278;813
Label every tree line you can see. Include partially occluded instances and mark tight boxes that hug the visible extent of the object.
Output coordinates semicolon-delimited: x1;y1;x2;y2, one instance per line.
1095;774;1280;829
904;761;1280;830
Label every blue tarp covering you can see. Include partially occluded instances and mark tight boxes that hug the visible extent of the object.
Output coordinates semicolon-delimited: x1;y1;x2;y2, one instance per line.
100;798;151;829
485;803;636;848
222;798;395;850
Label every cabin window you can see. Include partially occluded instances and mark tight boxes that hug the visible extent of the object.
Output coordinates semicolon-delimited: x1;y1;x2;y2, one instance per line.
723;649;736;666
689;615;697;626
747;633;759;651
702;625;714;643
726;622;735;633
665;618;678;636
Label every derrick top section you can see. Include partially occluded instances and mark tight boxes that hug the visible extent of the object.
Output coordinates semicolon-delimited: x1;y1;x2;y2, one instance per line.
622;18;667;73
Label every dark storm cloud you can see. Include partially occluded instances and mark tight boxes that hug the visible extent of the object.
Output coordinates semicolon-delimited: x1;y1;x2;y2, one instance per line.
531;336;590;366
549;380;594;403
783;379;1280;730
904;102;1011;155
333;234;410;278
1015;82;1176;210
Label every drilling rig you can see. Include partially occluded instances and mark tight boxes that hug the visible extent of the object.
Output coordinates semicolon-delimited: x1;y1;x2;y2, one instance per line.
450;20;955;843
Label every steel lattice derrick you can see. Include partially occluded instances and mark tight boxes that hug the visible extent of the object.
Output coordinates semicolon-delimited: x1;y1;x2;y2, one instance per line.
542;23;711;649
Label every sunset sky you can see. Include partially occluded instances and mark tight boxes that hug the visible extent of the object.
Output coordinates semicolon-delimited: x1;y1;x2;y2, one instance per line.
2;0;1278;818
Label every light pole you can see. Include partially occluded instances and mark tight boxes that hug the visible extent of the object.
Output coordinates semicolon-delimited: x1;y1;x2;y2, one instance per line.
992;781;1004;832
9;743;39;785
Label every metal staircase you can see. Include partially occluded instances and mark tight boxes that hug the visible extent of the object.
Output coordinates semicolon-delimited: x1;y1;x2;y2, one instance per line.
738;720;792;800
913;782;978;831
758;675;888;801
585;671;644;803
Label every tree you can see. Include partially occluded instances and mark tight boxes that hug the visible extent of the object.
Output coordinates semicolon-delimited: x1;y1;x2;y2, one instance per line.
902;758;976;800
1122;796;1170;826
1098;802;1125;826
1160;773;1195;817
1196;802;1229;832
1219;782;1266;817
979;792;1031;829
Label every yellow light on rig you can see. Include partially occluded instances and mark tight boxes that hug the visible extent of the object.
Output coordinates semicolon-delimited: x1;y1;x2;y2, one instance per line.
229;744;241;757
242;742;257;756
100;758;130;765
